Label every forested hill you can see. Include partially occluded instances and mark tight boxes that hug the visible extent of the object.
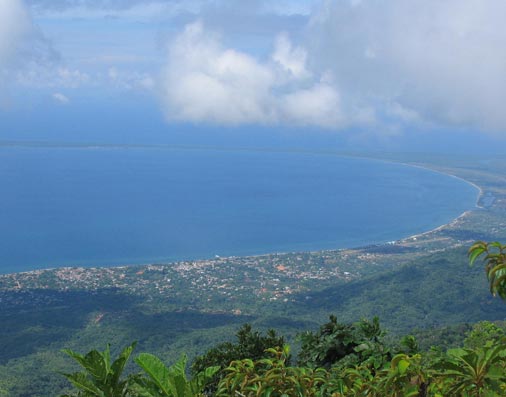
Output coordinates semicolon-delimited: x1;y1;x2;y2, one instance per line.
2;243;506;396
296;247;506;332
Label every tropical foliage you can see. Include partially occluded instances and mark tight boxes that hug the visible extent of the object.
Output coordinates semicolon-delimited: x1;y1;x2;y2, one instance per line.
216;345;331;397
61;342;136;397
469;241;506;299
190;324;285;394
464;321;505;350
216;338;506;396
5;244;506;396
436;341;506;396
60;324;506;397
132;353;218;397
61;346;218;397
298;315;389;369
56;240;506;396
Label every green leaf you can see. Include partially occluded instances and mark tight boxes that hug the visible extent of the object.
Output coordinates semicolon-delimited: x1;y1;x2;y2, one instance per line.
110;342;136;390
63;348;109;382
397;359;410;375
468;246;486;266
62;372;105;397
135;353;172;396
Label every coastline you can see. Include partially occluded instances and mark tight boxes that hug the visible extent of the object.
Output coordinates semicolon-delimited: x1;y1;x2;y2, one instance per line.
1;211;481;279
399;209;473;243
395;161;484;208
383;160;483;243
0;155;485;277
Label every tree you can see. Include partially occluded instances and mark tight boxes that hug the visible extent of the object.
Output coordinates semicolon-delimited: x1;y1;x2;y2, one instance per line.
132;353;218;397
61;342;136;397
298;316;390;370
216;345;334;397
464;321;505;350
468;241;506;299
436;340;506;397
191;324;285;393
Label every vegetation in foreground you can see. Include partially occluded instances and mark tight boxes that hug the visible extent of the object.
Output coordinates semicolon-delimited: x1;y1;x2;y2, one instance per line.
57;241;506;396
60;317;506;397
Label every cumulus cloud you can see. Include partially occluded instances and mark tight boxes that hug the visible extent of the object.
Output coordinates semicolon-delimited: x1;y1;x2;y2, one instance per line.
280;83;343;127
160;21;343;128
307;0;506;132
162;22;274;124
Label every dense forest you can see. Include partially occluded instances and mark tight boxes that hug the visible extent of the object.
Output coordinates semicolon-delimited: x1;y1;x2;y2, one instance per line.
56;316;506;396
2;241;506;396
55;241;506;396
2;245;506;396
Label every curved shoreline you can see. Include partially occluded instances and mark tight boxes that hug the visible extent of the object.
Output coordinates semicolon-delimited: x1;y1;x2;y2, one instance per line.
379;160;483;243
0;151;485;276
395;161;483;208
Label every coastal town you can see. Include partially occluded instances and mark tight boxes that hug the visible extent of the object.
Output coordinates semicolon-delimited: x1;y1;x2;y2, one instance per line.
2;194;504;317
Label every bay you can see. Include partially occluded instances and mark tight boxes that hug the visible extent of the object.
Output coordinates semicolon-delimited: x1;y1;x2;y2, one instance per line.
0;147;479;273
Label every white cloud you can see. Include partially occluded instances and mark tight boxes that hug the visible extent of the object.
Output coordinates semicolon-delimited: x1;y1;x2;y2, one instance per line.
52;92;69;104
307;0;506;133
272;33;310;80
280;83;342;127
19;0;506;134
160;21;343;128
162;22;275;125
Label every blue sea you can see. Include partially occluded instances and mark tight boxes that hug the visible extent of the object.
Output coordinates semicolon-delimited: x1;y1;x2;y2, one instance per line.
0;146;479;274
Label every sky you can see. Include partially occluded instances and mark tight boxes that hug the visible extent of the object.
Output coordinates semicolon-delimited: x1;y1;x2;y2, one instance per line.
1;0;506;152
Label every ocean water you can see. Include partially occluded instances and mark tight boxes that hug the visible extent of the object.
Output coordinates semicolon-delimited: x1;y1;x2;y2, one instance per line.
0;147;479;274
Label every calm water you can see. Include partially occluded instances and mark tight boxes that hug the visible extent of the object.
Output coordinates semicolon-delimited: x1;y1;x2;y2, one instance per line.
0;147;479;273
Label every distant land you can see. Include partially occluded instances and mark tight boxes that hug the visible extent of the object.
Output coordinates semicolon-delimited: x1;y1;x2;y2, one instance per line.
1;151;506;396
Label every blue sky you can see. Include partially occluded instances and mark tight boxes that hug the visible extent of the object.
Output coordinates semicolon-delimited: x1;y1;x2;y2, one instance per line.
1;0;506;152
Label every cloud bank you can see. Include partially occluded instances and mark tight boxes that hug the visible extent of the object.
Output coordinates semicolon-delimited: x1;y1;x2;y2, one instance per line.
306;0;506;133
10;0;506;134
160;21;343;128
158;0;506;133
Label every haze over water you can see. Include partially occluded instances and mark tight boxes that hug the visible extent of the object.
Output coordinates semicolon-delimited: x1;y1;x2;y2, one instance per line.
0;146;479;274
